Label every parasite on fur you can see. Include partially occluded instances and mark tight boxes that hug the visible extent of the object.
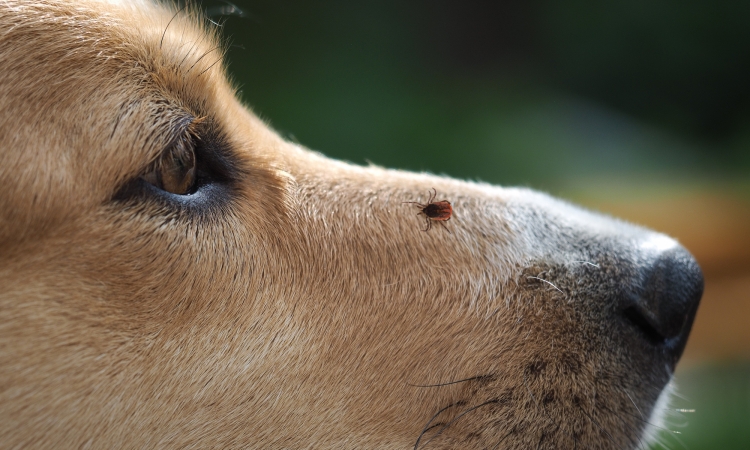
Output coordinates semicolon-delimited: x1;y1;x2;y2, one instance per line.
404;188;453;232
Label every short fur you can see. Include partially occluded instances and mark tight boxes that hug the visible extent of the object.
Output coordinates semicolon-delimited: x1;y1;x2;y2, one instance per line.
0;1;698;448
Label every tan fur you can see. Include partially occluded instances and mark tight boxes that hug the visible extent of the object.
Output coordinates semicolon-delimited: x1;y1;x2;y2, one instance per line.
0;1;699;449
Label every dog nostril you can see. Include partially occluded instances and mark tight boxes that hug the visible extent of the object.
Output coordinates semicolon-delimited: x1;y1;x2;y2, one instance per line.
624;243;704;358
623;306;668;345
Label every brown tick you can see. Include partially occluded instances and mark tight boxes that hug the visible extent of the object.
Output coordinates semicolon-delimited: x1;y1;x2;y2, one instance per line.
403;188;453;233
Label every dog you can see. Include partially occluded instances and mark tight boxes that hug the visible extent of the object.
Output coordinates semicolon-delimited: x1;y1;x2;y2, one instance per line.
0;1;703;448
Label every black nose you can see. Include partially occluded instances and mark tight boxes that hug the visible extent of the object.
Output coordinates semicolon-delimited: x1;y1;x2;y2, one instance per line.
622;243;703;363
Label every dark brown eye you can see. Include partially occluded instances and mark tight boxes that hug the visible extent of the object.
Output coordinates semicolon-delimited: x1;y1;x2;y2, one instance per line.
142;137;197;195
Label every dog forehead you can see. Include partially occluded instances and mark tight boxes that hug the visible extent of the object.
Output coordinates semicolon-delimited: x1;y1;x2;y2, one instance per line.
0;1;213;136
2;0;224;97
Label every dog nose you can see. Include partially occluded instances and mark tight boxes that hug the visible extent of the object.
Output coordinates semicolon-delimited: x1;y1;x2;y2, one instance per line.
622;238;703;363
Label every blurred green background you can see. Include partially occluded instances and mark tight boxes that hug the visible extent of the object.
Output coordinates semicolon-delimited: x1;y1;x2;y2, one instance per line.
210;1;750;447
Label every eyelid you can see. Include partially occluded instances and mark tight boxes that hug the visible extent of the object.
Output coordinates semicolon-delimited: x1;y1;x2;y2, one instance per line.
138;114;207;196
142;114;203;173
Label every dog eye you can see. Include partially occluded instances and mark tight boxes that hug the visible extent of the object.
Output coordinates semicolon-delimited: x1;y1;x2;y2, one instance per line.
141;137;197;195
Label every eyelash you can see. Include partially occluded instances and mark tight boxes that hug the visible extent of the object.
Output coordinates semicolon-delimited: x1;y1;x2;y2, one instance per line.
140;113;214;193
141;129;199;195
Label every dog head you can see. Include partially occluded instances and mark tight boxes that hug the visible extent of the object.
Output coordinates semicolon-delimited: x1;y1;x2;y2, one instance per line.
0;1;702;448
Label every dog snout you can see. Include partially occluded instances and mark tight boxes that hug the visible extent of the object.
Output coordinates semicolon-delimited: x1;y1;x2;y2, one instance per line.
622;238;703;363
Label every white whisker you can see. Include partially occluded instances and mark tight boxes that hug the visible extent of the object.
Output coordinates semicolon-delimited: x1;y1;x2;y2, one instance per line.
625;391;645;421
572;260;600;268
527;276;564;295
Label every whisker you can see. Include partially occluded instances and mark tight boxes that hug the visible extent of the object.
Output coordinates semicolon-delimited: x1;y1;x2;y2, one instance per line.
197;56;223;77
667;386;689;402
609;404;683;435
408;374;490;388
418;399;499;449
161;5;187;49
625;391;645;421
527;276;564;295
663;428;689;450
571;260;600;268
413;401;463;450
179;42;199;67
179;31;208;68
187;45;222;74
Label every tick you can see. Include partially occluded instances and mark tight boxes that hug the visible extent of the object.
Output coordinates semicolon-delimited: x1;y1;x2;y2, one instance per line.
403;188;453;232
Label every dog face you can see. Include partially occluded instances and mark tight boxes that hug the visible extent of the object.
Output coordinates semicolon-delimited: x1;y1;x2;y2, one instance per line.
0;1;703;448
